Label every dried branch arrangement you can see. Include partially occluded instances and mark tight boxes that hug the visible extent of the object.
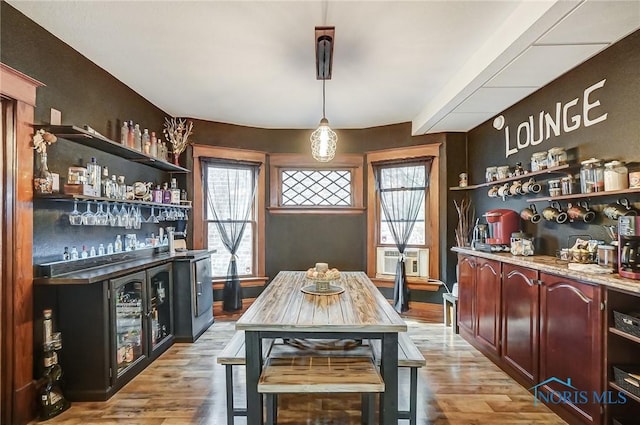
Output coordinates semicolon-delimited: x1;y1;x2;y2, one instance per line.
454;196;475;247
163;117;193;156
32;129;57;153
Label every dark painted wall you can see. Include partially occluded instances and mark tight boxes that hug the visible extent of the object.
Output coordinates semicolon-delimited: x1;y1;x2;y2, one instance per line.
2;3;463;296
467;30;640;255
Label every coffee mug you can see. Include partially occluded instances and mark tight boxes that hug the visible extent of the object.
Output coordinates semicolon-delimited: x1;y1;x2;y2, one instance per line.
488;186;499;198
603;198;638;220
509;180;523;196
542;201;568;224
497;183;510;199
520;204;541;224
521;178;542;194
567;201;596;223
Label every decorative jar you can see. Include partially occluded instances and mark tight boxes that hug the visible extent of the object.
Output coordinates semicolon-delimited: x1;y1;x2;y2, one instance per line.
604;160;628;191
34;152;53;194
580;158;604;193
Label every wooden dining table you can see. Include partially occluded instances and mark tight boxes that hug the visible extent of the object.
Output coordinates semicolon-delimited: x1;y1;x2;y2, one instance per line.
236;271;408;424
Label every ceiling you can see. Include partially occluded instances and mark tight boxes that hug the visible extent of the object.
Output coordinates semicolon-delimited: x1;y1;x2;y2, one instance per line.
7;1;640;135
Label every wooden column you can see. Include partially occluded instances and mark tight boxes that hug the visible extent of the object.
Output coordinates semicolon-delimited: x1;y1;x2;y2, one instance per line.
1;63;44;425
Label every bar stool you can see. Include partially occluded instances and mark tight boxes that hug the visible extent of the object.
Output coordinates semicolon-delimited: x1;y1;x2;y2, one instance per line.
442;292;458;334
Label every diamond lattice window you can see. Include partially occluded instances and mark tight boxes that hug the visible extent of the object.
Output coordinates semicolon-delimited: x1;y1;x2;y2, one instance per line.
281;170;352;206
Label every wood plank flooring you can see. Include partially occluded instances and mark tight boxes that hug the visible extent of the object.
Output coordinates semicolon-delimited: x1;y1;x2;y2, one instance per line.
30;319;567;424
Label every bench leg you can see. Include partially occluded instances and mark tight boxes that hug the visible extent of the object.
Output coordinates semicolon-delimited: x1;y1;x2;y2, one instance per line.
225;365;234;425
410;367;418;425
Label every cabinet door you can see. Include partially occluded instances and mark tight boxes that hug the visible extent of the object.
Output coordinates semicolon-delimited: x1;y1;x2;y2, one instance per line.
194;258;213;317
475;258;501;356
501;264;539;386
111;271;147;380
457;255;476;336
539;273;602;425
147;263;173;354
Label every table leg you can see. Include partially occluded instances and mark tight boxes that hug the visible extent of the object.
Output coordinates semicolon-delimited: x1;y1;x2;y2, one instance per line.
379;333;398;425
245;331;264;425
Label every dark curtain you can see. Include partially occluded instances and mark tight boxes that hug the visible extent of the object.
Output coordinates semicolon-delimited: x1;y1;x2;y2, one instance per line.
203;160;260;311
373;158;432;312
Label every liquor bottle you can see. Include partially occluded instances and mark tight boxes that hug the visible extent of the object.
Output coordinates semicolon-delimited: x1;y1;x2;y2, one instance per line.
120;121;129;145
133;124;142;152
80;245;89;259
114;235;123;252
89;246;96;257
38;310;70;420
107;243;114;255
69;246;78;260
170;178;181;204
150;131;158;158
153;185;163;204
142;129;150;155
102;167;112;198
87;157;101;197
98;244;105;256
43;309;53;345
162;182;171;204
62;247;70;261
127;120;134;149
110;175;119;199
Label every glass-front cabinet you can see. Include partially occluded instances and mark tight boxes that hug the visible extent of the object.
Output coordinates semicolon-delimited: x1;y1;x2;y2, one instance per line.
146;263;173;356
111;271;147;378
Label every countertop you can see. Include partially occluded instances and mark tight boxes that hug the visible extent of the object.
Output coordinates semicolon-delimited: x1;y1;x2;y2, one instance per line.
452;246;640;295
34;249;211;285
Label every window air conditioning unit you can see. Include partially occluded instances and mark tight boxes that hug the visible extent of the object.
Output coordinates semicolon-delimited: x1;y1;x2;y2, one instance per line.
376;247;429;278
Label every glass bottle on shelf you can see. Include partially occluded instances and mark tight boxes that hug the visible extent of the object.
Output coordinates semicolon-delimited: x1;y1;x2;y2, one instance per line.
114;235;123;253
170;178;181;204
604;160;629;191
142;129;150;155
117;176;126;200
80;245;88;259
38;309;70;420
98;244;105;256
62;247;69;261
101;167;112;198
34;152;54;194
127;121;134;149
133;124;142;152
150;131;158;158
120;121;129;145
153;185;163;204
162;182;171;204
69;246;78;260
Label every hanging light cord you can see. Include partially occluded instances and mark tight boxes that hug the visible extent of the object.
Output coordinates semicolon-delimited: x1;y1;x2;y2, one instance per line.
322;78;326;120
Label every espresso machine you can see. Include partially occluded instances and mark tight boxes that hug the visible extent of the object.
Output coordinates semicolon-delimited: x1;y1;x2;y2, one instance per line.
475;209;520;252
619;216;640;280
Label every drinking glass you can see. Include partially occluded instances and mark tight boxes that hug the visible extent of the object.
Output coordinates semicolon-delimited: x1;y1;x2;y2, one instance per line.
69;201;82;226
108;204;118;227
81;202;96;226
117;205;128;228
95;202;109;226
146;206;160;224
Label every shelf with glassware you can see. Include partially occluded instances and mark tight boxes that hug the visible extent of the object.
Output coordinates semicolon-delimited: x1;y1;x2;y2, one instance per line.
34;125;190;173
35;193;192;209
449;164;575;191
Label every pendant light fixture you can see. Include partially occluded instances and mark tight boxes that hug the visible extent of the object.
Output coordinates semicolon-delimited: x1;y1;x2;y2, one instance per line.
310;26;337;162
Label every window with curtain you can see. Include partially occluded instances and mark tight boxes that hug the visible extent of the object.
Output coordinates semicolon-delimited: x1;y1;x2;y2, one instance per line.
204;162;258;277
378;162;427;247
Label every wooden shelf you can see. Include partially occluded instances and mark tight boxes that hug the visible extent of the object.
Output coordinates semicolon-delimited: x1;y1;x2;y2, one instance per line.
609;381;640;404
609;327;640;344
36;125;190;173
36;193;191;209
449;164;574;191
527;187;640;203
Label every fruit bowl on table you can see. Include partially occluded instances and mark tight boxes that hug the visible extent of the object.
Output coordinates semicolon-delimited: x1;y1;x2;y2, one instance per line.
305;267;341;292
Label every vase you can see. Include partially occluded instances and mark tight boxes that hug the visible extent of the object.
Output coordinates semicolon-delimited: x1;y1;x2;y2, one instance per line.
173;152;180;166
34;152;53;194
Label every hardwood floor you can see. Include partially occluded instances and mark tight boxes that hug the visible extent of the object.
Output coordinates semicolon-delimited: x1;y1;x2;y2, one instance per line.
31;319;566;424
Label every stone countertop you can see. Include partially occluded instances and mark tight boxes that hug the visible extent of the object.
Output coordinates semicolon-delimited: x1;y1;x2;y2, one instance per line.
452;246;640;295
34;249;211;285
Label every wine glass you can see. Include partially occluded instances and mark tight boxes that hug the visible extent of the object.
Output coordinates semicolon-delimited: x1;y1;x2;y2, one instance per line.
146;206;160;224
95;202;109;226
69;201;82;226
108;204;118;227
81;202;96;226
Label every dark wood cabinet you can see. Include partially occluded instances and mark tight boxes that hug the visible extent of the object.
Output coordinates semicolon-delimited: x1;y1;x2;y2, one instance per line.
501;264;539;387
457;255;476;336
456;254;501;356
474;258;501;356
34;264;175;401
539;272;603;425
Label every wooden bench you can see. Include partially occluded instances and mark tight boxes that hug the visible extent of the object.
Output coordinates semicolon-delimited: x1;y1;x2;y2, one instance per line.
258;355;384;425
370;332;426;425
216;331;274;425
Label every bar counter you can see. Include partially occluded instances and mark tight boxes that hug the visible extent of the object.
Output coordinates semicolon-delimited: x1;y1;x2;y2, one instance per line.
452;246;640;294
34;249;211;284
